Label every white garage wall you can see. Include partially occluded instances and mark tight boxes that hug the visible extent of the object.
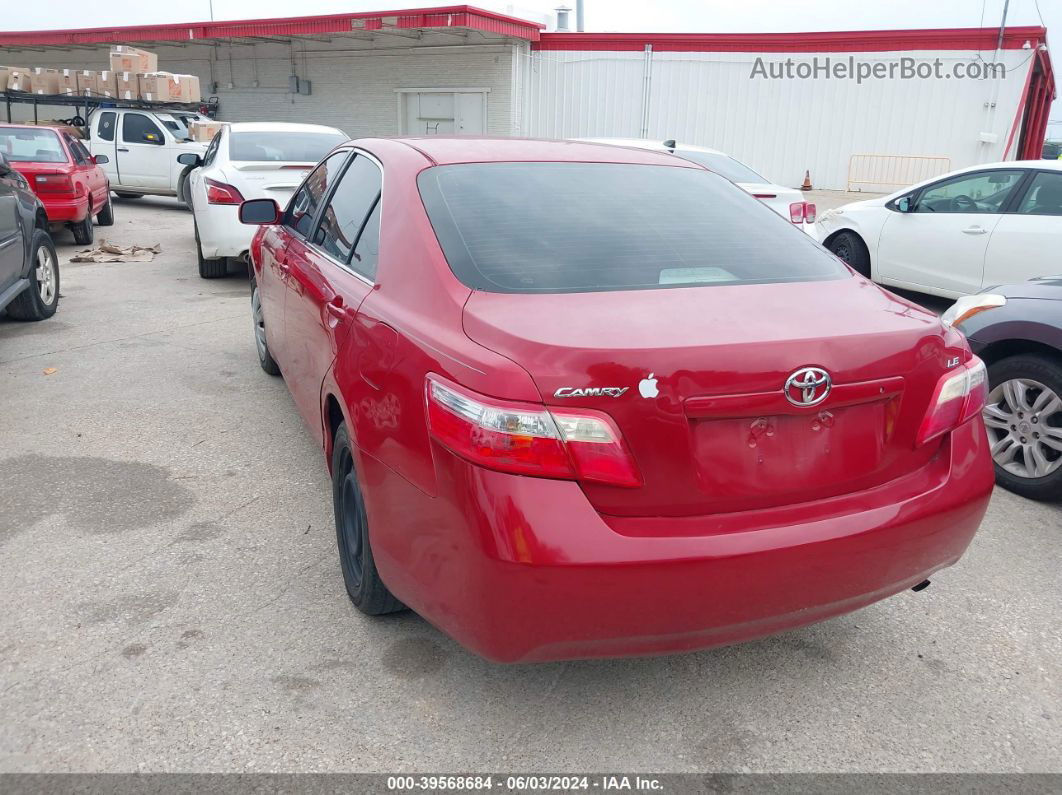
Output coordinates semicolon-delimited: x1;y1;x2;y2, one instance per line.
2;37;518;138
524;48;1036;191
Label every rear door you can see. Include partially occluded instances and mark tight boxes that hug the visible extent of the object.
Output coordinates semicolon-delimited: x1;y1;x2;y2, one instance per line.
982;170;1062;288
876;169;1024;296
117;112;169;189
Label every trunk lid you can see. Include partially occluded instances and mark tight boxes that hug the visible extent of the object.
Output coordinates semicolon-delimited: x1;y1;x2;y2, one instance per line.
463;278;959;517
223;162;314;202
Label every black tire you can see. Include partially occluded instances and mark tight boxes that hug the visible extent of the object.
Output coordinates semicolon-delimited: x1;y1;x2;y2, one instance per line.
195;219;226;279
331;423;405;615
70;209;94;246
984;354;1062;502
177;167;194;208
6;230;59;321
828;231;871;279
249;276;281;376
96;195;114;227
114;192;142;199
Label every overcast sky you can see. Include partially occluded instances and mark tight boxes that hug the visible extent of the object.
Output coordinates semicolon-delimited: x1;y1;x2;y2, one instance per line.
9;0;1060;127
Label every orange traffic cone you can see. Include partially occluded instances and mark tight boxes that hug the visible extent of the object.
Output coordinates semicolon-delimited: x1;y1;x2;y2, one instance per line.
800;170;813;191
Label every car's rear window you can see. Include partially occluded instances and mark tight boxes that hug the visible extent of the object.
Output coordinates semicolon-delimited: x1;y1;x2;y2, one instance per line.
229;131;346;163
675;151;767;184
418;162;846;294
0;128;66;163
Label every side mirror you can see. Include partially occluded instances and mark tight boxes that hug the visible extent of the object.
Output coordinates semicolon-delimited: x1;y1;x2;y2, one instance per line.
93;154;109;165
177;152;202;167
143;132;163;145
0;152;11;176
239;198;281;225
897;196;913;213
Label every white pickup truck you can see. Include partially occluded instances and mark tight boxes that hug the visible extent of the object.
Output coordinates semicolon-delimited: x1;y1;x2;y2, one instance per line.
85;107;209;204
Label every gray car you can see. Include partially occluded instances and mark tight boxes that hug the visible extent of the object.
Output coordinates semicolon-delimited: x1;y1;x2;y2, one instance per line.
0;152;60;322
947;277;1062;501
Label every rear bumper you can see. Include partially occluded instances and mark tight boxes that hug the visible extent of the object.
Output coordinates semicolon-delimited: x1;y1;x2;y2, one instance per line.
196;202;254;259
367;419;994;663
41;195;89;223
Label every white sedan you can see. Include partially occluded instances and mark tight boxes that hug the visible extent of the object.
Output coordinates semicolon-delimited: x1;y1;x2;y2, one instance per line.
182;122;347;278
578;138;816;232
816;160;1062;298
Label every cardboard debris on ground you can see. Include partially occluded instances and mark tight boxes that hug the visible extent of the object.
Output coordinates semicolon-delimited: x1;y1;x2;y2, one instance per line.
70;241;161;263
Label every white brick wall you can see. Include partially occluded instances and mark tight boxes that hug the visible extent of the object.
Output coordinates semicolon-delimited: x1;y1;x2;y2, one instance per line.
2;36;518;138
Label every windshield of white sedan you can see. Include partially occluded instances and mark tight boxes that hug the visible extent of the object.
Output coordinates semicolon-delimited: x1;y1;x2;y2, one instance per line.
418;163;846;293
0;128;66;163
230;132;346;163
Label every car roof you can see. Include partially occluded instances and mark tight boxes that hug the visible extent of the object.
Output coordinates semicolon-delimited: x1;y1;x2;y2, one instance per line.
577;137;728;157
225;122;345;135
0;123;62;133
387;136;701;167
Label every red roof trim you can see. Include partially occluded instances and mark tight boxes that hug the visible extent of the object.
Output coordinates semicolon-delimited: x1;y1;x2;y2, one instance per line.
0;5;544;47
533;26;1048;53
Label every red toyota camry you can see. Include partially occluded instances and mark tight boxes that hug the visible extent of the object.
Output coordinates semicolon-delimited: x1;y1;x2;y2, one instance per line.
239;138;994;663
0;123;113;245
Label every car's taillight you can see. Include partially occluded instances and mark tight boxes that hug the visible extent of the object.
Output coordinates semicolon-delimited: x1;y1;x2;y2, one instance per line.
788;201;815;224
917;357;988;445
34;174;74;194
205;178;245;205
426;377;641;488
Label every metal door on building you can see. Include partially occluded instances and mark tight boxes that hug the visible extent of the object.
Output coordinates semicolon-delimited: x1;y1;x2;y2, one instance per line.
399;90;486;135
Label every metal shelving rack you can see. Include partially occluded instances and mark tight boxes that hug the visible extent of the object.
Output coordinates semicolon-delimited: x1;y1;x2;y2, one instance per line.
2;90;219;127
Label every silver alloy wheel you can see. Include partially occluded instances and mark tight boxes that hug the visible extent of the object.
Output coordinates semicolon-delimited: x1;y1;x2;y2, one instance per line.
251;287;268;361
983;377;1062;479
36;245;58;306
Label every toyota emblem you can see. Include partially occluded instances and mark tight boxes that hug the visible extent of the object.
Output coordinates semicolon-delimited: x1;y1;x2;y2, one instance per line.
784;366;832;407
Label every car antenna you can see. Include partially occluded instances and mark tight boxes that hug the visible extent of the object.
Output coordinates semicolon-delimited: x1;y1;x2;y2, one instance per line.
663;139;677;153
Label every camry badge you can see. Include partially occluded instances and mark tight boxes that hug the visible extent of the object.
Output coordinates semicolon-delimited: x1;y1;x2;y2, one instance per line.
784;367;832;407
554;386;629;398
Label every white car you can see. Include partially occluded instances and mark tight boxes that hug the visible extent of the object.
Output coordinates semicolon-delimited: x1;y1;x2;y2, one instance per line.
816;160;1062;298
182;122;347;278
578;138;816;232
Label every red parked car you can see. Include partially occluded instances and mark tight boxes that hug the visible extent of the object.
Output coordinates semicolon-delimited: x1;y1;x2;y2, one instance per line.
0;124;113;245
239;138;994;663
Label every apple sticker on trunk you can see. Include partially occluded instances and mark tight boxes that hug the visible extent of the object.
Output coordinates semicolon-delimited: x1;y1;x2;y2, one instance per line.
639;373;659;399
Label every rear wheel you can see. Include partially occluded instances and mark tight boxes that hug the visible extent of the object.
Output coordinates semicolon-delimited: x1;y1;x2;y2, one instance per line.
6;230;60;321
177;168;193;208
70;208;94;246
96;195;114;226
331;423;405;615
195;219;226;279
984;354;1062;501
250;277;281;376
827;231;871;279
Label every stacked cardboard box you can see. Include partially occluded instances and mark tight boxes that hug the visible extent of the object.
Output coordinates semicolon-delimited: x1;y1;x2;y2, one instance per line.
1;46;201;103
109;45;158;74
58;69;96;96
188;119;227;142
1;66;33;92
139;72;201;103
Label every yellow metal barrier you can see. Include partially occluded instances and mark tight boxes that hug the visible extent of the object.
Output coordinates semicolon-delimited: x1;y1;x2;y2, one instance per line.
847;154;952;192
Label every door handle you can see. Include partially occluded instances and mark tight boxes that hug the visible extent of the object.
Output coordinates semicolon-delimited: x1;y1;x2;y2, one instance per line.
116;147;129;152
325;297;352;321
962;226;988;235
